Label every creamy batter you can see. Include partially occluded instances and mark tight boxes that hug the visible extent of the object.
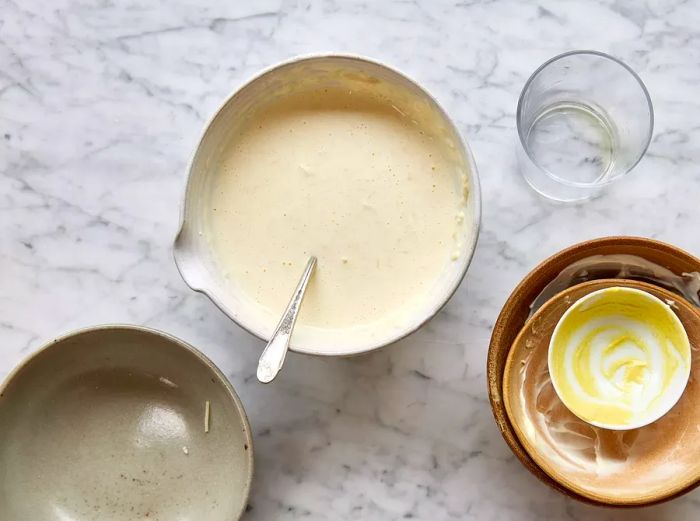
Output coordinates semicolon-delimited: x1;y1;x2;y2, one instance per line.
205;83;470;349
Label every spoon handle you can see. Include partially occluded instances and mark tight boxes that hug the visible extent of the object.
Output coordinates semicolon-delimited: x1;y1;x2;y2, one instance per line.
256;256;317;383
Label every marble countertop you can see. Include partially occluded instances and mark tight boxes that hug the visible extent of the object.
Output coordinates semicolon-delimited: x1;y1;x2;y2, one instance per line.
2;0;700;519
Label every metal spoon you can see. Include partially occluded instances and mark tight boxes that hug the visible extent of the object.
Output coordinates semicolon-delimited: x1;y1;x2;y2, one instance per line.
256;256;317;383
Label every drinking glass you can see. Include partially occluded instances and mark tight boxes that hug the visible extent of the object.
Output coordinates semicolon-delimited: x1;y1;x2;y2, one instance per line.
517;51;653;202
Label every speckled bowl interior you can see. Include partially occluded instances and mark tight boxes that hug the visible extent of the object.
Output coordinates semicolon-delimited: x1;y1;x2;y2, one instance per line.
0;325;253;521
488;236;700;506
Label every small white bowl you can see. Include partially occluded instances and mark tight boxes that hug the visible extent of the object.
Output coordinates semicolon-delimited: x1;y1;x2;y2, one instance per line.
548;286;691;430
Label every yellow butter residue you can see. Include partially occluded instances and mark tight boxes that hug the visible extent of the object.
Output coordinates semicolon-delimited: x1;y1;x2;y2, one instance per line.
605;357;648;387
549;287;690;428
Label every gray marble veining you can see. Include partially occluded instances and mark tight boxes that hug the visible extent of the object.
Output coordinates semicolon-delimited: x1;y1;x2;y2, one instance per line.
2;0;700;519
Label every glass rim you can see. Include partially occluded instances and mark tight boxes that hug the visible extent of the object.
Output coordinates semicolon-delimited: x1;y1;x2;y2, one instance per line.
516;50;654;189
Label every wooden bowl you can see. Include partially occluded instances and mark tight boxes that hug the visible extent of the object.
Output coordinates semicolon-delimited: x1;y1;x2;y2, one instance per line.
487;236;700;505
504;279;700;505
0;325;254;521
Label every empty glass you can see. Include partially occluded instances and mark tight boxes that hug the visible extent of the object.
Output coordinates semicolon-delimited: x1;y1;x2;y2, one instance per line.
517;51;654;202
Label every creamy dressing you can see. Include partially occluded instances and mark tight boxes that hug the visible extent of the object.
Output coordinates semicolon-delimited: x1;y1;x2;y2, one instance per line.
204;85;470;347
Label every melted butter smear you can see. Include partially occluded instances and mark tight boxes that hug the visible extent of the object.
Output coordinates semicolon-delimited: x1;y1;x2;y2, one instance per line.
550;288;690;427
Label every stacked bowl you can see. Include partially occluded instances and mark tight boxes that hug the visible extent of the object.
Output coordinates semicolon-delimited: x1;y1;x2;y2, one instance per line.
488;236;700;506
